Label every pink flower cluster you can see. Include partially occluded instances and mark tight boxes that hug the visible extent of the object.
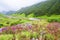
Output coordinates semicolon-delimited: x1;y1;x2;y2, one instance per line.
0;24;32;34
47;22;60;34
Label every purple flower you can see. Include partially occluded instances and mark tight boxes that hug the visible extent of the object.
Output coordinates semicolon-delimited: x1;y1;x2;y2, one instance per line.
0;28;2;33
2;27;7;31
11;26;16;31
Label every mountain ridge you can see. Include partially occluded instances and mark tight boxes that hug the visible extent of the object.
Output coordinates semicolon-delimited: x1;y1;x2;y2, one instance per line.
15;0;60;17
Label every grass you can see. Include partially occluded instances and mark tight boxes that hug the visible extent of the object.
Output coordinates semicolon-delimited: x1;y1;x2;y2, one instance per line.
0;14;60;40
0;34;13;40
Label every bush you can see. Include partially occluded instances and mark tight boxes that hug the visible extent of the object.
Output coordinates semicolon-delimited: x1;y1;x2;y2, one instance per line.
0;24;4;28
48;18;60;22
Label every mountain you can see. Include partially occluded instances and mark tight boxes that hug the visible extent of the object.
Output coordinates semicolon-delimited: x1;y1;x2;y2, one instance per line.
5;11;16;15
15;0;60;17
1;11;16;15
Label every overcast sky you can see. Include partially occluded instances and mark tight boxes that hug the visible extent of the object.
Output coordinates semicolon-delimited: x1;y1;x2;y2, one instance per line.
0;0;45;12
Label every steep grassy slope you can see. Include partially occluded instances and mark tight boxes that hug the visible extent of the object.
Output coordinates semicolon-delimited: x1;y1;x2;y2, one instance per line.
15;0;60;16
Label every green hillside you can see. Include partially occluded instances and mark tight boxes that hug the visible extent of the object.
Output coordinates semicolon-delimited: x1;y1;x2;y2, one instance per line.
15;0;60;17
0;0;60;40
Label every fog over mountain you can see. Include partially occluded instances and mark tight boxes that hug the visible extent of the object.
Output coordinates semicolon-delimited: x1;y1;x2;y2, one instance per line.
0;0;45;12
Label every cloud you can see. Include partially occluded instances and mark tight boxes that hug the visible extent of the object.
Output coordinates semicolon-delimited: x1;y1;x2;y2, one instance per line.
0;0;45;12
